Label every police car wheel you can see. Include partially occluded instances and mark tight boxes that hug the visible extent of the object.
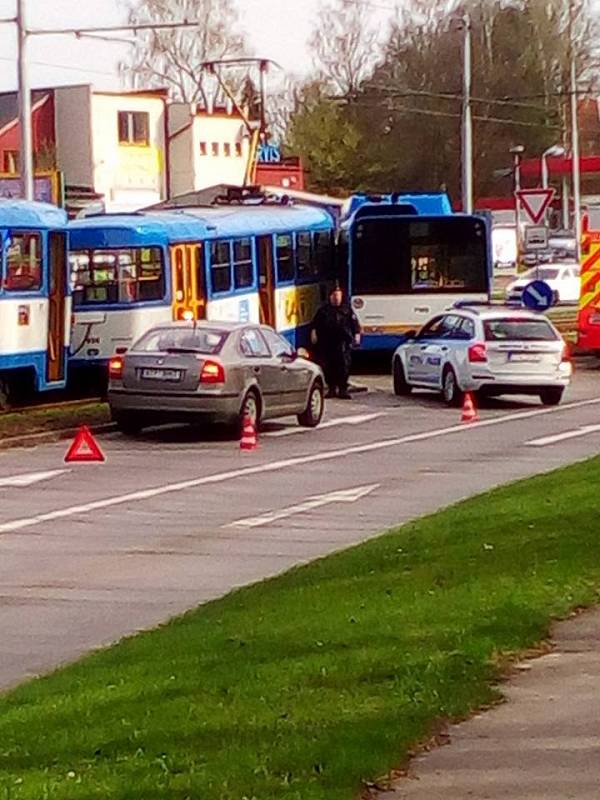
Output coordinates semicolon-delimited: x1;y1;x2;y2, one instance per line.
442;367;464;408
539;388;563;406
298;381;324;428
114;412;142;436
393;358;411;396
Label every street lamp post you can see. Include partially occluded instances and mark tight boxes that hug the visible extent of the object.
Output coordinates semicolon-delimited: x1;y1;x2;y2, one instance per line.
461;14;473;214
16;0;33;201
510;145;524;268
541;144;566;190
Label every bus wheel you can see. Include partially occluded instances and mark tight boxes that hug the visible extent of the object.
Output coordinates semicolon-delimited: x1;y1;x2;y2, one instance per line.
393;358;411;396
442;366;464;408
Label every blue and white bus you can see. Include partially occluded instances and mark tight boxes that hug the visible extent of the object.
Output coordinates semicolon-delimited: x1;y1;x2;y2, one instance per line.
0;199;69;406
67;198;335;372
340;194;492;350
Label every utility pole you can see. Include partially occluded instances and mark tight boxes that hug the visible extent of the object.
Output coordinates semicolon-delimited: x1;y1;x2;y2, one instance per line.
16;0;33;201
461;13;473;214
569;1;582;260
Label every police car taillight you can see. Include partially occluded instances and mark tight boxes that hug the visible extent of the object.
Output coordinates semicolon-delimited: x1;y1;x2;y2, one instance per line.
108;356;124;379
468;343;487;363
200;360;225;384
561;343;571;363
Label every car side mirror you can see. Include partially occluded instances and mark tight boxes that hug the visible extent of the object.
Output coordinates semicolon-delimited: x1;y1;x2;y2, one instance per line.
281;350;297;362
405;329;417;340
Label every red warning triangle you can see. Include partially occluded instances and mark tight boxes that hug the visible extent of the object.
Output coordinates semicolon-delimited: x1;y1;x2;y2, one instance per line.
64;426;106;464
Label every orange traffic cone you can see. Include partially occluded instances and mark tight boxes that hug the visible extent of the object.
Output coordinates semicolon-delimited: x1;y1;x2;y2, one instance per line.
461;392;479;424
240;414;258;450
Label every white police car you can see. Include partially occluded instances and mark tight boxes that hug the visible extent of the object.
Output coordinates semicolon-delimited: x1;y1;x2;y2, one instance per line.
392;304;572;407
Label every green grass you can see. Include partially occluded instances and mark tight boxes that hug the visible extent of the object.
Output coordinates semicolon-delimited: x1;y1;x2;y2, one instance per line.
0;402;110;440
1;459;600;799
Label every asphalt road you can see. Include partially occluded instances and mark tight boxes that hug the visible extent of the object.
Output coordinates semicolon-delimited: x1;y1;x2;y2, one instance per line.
1;364;600;691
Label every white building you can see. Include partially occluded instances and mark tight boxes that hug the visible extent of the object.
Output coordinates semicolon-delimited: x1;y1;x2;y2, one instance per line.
54;85;168;213
167;102;250;197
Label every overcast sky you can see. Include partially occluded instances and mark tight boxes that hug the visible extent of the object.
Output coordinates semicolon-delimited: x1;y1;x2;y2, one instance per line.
0;0;401;93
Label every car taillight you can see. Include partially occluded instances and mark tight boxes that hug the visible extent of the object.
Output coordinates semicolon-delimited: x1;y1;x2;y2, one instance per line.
561;343;571;363
468;343;488;363
200;359;225;384
108;356;124;379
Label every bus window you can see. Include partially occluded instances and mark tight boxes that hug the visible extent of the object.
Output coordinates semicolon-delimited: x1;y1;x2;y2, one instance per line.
70;247;164;306
233;238;253;289
4;231;42;291
210;241;232;293
276;234;294;283
352;218;487;295
296;232;312;279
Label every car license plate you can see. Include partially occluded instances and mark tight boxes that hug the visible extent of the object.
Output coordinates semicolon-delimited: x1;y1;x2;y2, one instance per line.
509;353;540;363
141;368;181;381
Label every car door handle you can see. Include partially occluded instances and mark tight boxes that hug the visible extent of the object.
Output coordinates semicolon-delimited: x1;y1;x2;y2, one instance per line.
253;366;260;374
440;346;449;352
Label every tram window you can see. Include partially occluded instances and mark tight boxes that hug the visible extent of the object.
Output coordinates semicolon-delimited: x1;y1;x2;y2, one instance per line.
4;231;42;291
210;241;232;293
276;234;294;283
296;232;312;279
69;247;164;306
233;238;253;289
313;231;334;278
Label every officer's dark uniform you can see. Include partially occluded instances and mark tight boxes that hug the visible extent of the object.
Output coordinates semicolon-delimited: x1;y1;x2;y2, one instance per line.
311;299;361;398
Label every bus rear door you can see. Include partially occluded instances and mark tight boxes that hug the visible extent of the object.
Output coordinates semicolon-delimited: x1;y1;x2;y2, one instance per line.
171;243;206;321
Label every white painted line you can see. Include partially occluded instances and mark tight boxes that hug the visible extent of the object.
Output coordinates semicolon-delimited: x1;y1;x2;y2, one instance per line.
228;484;380;529
0;396;599;536
265;413;384;437
526;424;600;447
0;469;69;488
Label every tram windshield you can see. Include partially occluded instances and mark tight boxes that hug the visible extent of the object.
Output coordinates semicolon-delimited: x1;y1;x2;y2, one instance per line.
70;247;165;306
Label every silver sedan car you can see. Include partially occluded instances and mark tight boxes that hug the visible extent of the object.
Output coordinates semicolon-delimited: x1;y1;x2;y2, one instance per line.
108;321;325;434
392;304;572;407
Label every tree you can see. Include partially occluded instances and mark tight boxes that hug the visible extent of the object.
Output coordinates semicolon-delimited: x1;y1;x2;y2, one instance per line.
309;0;380;98
120;0;246;105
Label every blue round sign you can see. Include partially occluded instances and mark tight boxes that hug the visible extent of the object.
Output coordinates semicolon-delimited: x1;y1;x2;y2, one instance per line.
521;280;555;311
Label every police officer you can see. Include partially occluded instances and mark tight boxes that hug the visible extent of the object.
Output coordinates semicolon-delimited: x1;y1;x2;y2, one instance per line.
310;284;361;399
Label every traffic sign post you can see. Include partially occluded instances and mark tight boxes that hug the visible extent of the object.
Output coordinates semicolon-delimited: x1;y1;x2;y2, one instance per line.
521;280;555;311
524;225;549;251
516;188;555;225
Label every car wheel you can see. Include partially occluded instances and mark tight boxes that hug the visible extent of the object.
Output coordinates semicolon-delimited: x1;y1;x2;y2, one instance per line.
114;412;142;436
442;366;464;408
298;381;324;428
539;387;564;406
393;358;412;396
239;389;261;431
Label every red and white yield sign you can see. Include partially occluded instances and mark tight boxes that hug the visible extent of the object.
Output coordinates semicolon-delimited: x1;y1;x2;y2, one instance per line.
516;188;555;225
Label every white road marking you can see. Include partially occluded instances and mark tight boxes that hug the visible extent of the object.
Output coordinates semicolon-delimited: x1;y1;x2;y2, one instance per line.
265;413;384;437
0;469;69;488
228;484;380;528
526;424;600;447
0;396;599;536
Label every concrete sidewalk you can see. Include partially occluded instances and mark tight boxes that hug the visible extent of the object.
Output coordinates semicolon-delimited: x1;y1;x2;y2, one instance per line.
380;607;600;800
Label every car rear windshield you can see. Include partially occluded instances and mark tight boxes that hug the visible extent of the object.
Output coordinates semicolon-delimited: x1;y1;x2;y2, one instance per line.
484;319;559;342
134;327;229;354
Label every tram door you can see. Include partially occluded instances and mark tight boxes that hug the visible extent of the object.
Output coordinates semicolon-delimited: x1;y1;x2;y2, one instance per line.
47;232;67;383
171;243;206;320
257;235;276;326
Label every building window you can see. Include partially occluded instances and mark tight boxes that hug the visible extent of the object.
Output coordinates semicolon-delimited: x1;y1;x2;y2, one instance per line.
233;238;253;289
235;142;243;158
199;141;207;156
4;231;42;291
210;241;232;293
224;143;232;157
2;151;19;174
276;234;294;283
211;142;220;157
117;111;150;146
69;247;164;306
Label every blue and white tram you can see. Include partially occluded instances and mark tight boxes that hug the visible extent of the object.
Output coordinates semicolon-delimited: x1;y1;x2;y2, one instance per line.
0;199;69;405
67;201;335;369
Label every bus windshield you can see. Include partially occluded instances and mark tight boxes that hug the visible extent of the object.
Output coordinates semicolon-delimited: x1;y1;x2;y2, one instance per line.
70;247;165;306
352;217;488;295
